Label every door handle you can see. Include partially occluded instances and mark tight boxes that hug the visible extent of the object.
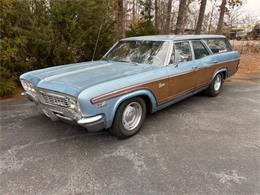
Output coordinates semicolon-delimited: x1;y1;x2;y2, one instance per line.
212;60;218;63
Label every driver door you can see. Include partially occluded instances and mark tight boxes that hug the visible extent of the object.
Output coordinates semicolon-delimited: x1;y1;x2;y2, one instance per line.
164;41;198;103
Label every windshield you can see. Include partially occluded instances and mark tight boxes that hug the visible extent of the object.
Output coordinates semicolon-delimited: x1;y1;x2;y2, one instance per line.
103;40;170;66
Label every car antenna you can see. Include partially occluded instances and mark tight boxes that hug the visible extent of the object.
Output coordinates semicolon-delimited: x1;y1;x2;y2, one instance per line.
92;24;103;61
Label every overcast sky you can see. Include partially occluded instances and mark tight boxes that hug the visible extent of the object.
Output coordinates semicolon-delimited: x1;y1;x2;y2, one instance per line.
240;0;260;18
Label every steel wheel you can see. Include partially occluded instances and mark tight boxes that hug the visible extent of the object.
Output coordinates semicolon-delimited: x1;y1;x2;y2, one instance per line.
110;97;146;138
214;74;222;91
122;102;142;131
204;73;223;97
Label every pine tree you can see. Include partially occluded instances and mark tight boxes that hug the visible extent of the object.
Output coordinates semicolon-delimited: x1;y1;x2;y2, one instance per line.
126;0;156;37
0;0;116;96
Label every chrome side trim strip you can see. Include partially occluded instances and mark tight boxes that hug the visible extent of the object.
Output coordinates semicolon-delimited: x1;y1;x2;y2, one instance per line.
206;58;240;67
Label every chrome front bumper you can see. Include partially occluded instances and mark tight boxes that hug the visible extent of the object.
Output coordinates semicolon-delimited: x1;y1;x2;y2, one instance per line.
77;115;105;132
22;92;105;132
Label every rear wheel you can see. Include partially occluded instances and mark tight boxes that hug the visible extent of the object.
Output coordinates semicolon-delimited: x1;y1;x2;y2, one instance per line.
110;97;146;139
205;73;223;97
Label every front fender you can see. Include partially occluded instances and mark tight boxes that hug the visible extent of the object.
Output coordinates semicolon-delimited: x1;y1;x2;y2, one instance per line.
106;89;157;128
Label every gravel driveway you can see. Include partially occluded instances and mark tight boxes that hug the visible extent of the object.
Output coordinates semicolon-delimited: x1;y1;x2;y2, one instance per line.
1;76;260;195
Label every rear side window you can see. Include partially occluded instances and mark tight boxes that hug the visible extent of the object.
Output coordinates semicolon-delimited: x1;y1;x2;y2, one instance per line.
191;40;210;59
205;38;232;54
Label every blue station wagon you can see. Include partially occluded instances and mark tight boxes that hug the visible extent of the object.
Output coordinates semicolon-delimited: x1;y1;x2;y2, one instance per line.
20;35;240;138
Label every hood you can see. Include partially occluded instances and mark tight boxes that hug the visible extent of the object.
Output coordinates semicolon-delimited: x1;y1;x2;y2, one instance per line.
20;60;158;96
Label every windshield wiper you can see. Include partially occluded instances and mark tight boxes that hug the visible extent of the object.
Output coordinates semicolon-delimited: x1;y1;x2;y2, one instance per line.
101;57;112;62
115;60;131;63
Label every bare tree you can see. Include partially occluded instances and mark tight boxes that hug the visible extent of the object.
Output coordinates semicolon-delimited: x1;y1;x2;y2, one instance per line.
208;0;219;33
154;0;159;32
175;0;188;34
226;6;241;27
216;0;227;33
195;0;207;34
216;0;243;33
117;0;125;39
165;0;173;34
132;0;136;19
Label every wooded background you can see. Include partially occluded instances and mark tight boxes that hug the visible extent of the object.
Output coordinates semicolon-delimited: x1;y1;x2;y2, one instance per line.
0;0;248;96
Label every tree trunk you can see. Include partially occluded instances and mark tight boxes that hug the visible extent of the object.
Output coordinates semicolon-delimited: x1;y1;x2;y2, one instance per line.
154;0;159;32
117;0;124;39
195;0;207;34
175;0;187;34
165;0;173;34
208;0;217;33
216;0;227;34
132;0;136;20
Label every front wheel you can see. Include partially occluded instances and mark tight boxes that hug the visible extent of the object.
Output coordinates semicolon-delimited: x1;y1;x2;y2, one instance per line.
110;97;146;139
205;73;223;97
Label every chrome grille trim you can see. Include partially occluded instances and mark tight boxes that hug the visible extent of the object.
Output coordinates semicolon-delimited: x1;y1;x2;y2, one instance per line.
38;90;70;108
31;88;82;121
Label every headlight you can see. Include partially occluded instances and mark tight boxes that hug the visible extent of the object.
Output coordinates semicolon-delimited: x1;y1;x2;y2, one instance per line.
21;80;36;96
68;98;77;109
68;98;83;119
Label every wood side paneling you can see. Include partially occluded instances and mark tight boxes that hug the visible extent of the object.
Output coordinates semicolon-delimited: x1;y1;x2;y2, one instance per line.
164;70;197;103
91;59;239;105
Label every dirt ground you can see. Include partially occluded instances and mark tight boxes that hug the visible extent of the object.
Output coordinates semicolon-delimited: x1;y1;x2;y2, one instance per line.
235;54;260;79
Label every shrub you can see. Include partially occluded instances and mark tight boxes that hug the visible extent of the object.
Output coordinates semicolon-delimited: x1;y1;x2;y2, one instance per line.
0;0;116;97
0;79;17;97
126;21;156;37
232;40;260;54
0;66;17;96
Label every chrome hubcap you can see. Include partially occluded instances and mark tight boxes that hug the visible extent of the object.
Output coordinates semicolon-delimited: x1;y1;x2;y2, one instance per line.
214;75;222;91
122;102;142;131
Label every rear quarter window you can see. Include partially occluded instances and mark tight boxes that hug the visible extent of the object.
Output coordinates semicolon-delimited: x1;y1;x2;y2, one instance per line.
205;38;232;54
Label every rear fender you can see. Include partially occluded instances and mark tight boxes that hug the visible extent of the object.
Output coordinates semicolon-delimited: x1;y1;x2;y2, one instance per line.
212;67;228;80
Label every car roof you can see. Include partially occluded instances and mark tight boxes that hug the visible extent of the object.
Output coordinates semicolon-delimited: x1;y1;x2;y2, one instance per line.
121;34;226;41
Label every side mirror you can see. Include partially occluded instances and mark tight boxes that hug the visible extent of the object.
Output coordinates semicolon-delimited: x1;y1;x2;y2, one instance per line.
174;55;186;67
169;53;189;67
178;56;185;63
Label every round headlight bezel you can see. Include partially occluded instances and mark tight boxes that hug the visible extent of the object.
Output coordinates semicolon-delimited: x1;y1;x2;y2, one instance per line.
21;80;36;95
68;98;77;109
68;98;83;120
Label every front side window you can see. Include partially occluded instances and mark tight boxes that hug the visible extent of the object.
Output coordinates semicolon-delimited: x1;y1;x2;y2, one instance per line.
205;38;232;54
103;40;171;66
191;40;210;59
172;41;192;64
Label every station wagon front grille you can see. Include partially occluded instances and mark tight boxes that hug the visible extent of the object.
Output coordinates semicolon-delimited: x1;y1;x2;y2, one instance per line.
38;91;70;108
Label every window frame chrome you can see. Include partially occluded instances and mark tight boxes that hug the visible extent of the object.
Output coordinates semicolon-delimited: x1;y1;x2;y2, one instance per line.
203;38;233;55
166;40;193;66
103;40;173;67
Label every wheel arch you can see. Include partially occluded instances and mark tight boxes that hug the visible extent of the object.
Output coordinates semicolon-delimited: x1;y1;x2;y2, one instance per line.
212;67;228;81
107;89;157;128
